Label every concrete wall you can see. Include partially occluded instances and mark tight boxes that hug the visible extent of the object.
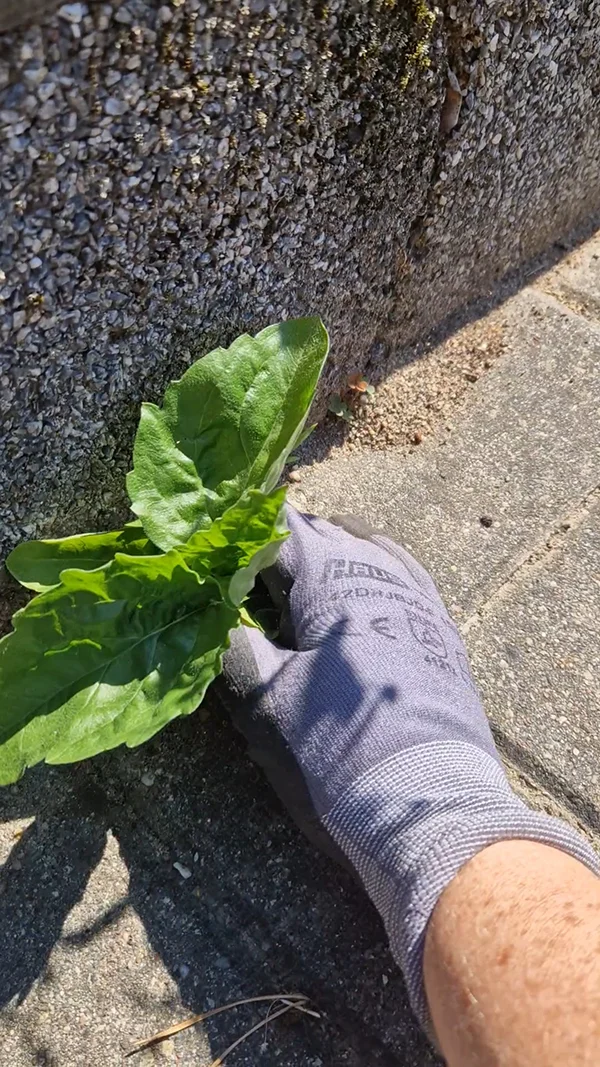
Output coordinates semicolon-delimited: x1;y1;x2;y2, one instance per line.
1;0;599;558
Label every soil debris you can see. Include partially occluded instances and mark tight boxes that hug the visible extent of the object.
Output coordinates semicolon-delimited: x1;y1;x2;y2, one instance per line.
303;313;507;462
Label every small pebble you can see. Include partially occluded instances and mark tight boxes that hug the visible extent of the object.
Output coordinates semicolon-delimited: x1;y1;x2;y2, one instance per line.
104;97;129;117
58;3;86;22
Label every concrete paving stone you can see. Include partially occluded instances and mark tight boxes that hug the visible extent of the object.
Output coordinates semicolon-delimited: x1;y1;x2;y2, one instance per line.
0;766;207;1066
1;669;593;1066
466;493;600;819
291;289;600;623
0;708;438;1067
1;826;210;1067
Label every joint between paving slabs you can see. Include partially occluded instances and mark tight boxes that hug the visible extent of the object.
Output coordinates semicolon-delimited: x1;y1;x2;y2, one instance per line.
461;483;600;637
497;732;600;848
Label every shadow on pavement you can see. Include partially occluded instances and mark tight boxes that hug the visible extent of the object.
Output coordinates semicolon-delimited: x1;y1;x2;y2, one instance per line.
0;694;439;1065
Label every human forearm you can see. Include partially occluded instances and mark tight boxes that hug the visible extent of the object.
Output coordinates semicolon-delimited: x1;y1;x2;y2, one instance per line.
325;740;598;1030
424;840;600;1067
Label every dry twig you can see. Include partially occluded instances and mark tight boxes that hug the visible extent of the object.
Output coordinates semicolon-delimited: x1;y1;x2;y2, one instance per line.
126;992;318;1057
208;1003;293;1066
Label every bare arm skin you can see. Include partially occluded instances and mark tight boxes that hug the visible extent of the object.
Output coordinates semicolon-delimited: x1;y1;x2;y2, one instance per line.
424;840;600;1067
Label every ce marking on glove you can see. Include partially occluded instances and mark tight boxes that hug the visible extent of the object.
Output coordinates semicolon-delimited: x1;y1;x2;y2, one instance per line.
369;611;448;658
370;616;399;640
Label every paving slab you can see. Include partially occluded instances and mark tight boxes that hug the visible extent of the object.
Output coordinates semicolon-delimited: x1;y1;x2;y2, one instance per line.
290;280;600;831
466;492;600;819
0;707;437;1067
1;697;590;1067
291;289;600;624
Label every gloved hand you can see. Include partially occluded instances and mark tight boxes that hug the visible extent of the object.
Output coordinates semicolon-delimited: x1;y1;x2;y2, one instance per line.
218;509;599;1030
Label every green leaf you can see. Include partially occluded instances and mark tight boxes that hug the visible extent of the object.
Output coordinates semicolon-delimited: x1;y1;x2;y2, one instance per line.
126;404;215;550
180;486;288;605
0;552;238;784
127;317;329;550
6;522;158;593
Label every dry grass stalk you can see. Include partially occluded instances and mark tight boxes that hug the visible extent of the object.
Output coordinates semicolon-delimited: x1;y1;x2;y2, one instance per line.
208;1002;293;1066
126;992;318;1057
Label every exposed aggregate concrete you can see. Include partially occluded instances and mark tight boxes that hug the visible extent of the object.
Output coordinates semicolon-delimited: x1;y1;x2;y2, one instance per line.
1;0;599;556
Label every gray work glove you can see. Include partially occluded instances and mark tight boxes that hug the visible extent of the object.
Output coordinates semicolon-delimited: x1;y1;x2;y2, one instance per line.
218;509;599;1030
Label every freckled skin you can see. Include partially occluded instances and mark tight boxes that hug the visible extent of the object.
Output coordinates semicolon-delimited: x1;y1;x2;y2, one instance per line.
496;945;512;967
424;841;600;1067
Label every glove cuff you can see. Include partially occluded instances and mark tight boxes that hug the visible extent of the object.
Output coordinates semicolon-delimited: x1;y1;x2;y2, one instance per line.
323;741;599;1033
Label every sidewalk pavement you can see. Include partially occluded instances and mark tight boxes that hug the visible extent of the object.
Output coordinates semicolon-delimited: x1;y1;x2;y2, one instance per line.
0;234;598;1065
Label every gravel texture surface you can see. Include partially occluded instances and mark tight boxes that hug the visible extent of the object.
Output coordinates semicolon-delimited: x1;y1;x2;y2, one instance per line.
0;0;441;558
1;0;600;557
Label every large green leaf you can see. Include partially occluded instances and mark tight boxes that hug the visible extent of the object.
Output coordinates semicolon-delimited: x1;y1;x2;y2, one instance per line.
180;486;288;605
127;317;329;550
6;522;157;593
0;552;238;784
126;404;216;550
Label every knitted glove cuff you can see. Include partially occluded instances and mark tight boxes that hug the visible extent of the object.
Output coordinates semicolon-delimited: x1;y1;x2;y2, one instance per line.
323;741;599;1032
